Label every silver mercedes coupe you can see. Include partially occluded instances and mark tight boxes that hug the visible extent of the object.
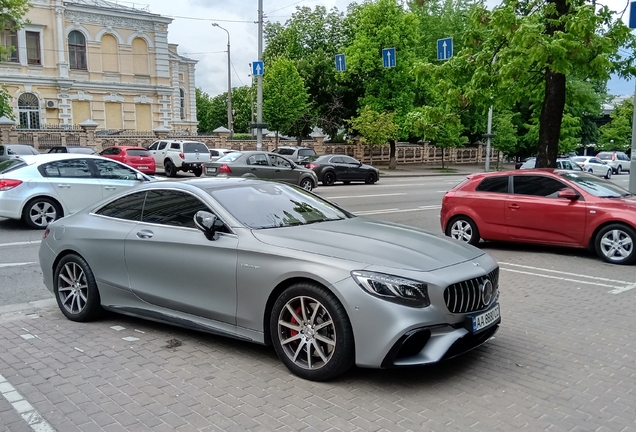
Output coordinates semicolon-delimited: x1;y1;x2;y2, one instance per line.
38;178;501;381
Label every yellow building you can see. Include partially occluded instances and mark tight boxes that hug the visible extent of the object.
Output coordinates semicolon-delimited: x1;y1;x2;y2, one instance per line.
0;0;197;132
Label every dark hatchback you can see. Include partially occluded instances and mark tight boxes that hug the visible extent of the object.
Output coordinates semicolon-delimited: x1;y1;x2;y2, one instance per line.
301;154;379;186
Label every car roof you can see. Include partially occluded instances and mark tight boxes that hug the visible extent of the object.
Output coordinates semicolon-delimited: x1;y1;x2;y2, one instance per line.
276;146;312;150
105;146;148;150
16;153;111;165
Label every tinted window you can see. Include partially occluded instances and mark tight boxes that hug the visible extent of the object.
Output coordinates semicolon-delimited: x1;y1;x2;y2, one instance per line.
329;156;343;163
158;142;168;150
95;191;145;221
299;149;316;157
475;176;509;193
142;190;209;228
0;146;4;156
40;159;92;178
147;142;158;151
275;148;295;155
342;156;359;164
93;159;139;180
513;175;567;197
183;142;208;153
209;183;349;229
210;150;220;156
170;143;180;150
126;149;151;157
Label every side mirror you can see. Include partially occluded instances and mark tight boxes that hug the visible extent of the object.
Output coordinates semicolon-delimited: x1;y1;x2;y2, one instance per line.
135;172;146;181
194;210;224;240
558;188;579;200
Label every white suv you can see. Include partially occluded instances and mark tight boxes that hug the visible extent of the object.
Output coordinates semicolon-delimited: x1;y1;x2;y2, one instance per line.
596;151;631;174
147;140;211;177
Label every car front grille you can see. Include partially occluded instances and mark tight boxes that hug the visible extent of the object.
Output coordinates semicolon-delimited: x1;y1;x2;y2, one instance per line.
444;267;499;314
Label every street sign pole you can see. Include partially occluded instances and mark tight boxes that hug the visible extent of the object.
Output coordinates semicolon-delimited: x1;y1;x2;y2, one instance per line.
256;0;263;151
485;106;493;172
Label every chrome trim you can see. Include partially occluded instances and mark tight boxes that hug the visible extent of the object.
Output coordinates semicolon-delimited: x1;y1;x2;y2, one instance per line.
444;267;499;314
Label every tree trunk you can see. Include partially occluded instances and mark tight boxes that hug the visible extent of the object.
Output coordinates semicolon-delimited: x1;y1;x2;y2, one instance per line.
536;0;569;169
389;140;397;170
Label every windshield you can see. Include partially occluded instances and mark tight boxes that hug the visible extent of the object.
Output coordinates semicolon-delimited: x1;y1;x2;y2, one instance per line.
209;183;351;229
0;159;27;174
217;152;242;163
559;172;632;198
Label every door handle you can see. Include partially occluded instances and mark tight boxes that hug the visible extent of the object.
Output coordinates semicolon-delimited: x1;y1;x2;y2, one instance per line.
104;186;116;190
508;204;520;210
57;184;71;189
251;168;257;172
275;169;281;172
136;230;154;239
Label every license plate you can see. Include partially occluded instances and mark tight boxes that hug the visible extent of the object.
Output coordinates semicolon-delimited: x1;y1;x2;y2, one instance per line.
137;166;148;170
207;167;217;173
471;304;500;333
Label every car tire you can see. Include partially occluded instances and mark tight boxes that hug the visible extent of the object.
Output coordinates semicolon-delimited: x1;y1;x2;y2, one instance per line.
616;165;622;175
365;172;377;184
22;197;62;229
594;224;636;265
446;216;481;246
164;161;177;177
193;167;203;177
54;254;103;322
588;168;594;174
605;169;612;179
300;178;314;191
270;282;354;381
322;171;336;186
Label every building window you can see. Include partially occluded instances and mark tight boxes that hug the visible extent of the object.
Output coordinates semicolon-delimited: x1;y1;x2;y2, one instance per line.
26;31;41;65
180;88;185;120
18;93;40;129
1;28;19;62
68;30;87;70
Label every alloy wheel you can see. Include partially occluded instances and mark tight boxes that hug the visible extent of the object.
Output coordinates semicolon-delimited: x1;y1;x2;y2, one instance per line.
277;295;336;371
57;262;89;315
599;229;633;262
300;179;313;191
450;219;473;243
29;201;57;228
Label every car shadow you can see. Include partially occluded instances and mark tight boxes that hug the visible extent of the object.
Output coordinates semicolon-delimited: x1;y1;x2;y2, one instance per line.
478;240;597;260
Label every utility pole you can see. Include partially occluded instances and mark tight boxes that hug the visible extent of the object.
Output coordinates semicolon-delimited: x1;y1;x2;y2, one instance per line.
256;0;264;150
485;106;493;172
212;23;233;139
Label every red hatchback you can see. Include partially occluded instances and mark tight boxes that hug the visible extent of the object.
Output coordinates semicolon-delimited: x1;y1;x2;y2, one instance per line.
100;146;156;175
441;169;636;265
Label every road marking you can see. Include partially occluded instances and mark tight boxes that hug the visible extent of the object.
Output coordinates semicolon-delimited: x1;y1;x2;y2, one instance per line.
0;262;37;269
499;262;634;293
328;193;408;199
0;240;41;248
355;205;441;216
0;373;56;432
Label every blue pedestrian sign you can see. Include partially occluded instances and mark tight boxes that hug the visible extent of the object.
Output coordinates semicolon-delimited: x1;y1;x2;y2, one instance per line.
437;37;453;61
630;1;636;28
382;48;396;68
335;54;346;72
252;61;264;76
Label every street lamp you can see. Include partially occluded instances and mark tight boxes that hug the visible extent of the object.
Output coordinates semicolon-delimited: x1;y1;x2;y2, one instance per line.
212;23;233;138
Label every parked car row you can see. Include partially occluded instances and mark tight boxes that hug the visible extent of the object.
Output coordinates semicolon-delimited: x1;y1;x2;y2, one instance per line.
515;151;631;176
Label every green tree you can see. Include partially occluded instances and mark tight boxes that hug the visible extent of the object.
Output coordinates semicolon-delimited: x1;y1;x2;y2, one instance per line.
457;0;634;168
348;105;398;165
263;57;309;145
598;98;633;151
492;110;518;167
344;0;419;169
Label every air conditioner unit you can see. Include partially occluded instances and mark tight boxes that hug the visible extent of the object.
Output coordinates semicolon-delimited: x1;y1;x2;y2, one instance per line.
45;100;58;109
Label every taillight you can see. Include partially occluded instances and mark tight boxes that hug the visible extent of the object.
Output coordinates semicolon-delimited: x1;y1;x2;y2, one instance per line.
305;163;318;169
43;228;50;239
179;153;185;159
612;154;616;161
219;163;232;173
0;179;23;191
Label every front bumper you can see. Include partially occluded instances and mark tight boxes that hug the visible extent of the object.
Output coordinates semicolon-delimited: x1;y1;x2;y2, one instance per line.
0;190;25;220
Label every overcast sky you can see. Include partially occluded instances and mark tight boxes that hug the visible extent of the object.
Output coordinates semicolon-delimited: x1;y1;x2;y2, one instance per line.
131;0;635;97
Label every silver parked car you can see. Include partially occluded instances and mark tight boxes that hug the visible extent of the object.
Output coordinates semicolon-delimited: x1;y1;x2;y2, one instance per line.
39;178;501;381
204;151;318;190
0;154;152;228
0;143;40;161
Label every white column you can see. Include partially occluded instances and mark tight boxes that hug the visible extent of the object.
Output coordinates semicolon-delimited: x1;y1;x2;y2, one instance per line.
55;2;68;78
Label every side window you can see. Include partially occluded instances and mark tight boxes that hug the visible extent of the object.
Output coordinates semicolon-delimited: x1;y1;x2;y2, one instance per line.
142;190;210;229
247;154;268;166
299;149;315;157
39;159;92;178
170;143;180;150
562;161;573;170
147;142;158;151
0;147;4;156
93;159;138;180
158;142;168;150
95;191;145;221
271;155;291;168
342;156;359;164
475;176;509;193
329;156;343;164
211;150;219;156
513;175;567;198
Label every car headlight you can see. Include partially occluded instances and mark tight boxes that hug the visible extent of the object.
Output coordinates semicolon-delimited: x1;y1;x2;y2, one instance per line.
351;271;430;308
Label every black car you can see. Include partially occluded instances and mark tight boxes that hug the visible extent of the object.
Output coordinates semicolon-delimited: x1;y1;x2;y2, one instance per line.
302;154;379;185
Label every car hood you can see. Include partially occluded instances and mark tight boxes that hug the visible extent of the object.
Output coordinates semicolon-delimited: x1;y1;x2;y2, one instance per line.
251;217;483;272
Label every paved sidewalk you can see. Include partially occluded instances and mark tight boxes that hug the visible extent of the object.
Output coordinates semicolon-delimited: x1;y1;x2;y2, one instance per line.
375;163;515;177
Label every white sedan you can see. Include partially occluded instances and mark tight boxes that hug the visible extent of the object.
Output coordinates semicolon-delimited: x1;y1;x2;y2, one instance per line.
0;154;153;229
571;156;613;179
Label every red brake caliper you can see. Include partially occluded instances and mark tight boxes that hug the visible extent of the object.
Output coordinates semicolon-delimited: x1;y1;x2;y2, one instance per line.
289;306;303;348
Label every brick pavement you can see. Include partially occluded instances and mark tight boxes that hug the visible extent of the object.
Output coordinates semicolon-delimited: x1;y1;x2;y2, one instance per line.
0;265;635;431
